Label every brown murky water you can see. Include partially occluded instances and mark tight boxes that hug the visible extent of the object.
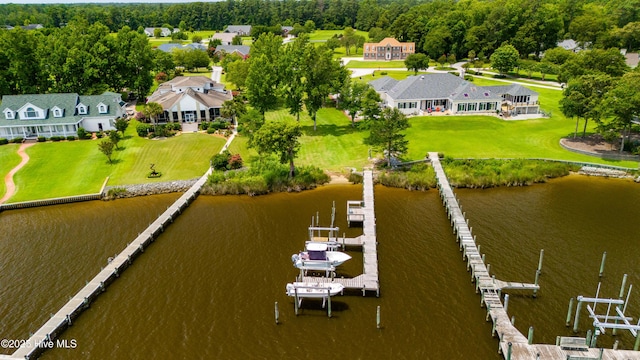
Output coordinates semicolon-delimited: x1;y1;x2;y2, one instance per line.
1;176;639;359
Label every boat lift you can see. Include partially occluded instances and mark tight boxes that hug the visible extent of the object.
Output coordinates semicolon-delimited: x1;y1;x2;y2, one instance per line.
570;274;640;349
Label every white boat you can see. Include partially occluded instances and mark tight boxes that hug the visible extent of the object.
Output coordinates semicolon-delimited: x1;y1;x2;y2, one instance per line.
285;282;345;298
291;242;351;271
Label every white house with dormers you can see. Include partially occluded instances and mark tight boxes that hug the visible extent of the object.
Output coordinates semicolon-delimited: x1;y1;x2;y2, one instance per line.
0;92;125;140
370;73;540;117
146;76;232;125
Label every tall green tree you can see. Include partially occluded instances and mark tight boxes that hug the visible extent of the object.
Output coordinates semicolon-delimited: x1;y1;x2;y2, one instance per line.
143;102;164;131
98;139;115;164
404;53;429;75
303;45;347;131
251;120;302;178
340;79;370;127
364;107;410;168
280;34;309;121
114;117;129;137
226;60;250;89
490;44;520;75
116;26;154;99
602;72;640;152
560;74;614;138
246;54;279;115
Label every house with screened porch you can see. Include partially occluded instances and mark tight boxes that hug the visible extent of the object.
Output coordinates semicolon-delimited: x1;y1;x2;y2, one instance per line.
370;73;539;117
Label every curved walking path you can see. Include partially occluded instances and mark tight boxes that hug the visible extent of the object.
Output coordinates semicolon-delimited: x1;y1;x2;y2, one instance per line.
0;142;35;204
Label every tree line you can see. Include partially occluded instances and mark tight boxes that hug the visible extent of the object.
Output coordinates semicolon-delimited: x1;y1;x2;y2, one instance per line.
3;0;640;60
0;20;163;98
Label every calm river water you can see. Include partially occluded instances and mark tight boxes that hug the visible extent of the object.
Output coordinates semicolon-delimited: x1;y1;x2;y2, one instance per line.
1;175;639;359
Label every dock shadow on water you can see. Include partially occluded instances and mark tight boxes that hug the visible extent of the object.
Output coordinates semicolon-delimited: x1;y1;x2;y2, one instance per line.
1;176;640;359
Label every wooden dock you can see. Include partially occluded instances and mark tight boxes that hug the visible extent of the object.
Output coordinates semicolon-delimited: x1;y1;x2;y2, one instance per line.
9;168;212;359
297;170;379;296
428;152;640;360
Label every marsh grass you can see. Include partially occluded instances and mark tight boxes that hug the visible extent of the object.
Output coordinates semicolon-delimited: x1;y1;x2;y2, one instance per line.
441;158;578;188
202;156;330;195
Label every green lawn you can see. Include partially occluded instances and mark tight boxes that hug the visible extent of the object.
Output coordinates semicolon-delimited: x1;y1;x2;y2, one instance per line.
346;60;406;69
5;121;226;202
263;108;370;172
308;30;369;42
0;144;22;198
148;38;189;48
357;70;428;83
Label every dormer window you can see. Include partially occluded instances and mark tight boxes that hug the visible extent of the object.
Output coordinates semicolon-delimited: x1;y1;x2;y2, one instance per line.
25;107;38;118
98;104;108;114
52;106;63;118
4;109;14;119
78;104;87;115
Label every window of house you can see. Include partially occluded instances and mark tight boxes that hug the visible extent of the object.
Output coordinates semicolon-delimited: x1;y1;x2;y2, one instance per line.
5;110;14;119
468;103;476;111
479;102;487;111
365;46;369;51
54;109;62;117
457;104;466;112
409;102;416;108
98;104;108;114
78;105;87;115
25;107;38;118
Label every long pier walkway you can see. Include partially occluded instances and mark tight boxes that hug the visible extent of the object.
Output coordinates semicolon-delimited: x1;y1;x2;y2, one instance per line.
428;152;640;360
300;170;379;296
8;132;237;360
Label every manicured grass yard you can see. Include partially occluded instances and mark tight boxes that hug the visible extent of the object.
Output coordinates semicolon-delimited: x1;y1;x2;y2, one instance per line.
5;121;226;202
346;60;406;69
2;71;636;202
0;144;22;198
308;30;368;42
405;76;638;168
264;108;370;172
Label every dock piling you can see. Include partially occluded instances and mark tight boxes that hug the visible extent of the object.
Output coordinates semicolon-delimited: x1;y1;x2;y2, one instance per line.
327;289;332;318
533;270;540;298
275;302;279;324
528;326;534;345
507;342;512;360
511;316;515;325
537;249;544;274
504;294;510;314
376;305;381;329
573;297;583;333
599;251;607;277
566;298;574;326
590;330;599;348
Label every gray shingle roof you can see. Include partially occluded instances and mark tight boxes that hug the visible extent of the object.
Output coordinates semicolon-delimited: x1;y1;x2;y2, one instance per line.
370;73;539;104
385;73;467;100
214;45;250;56
0;92;123;127
0;93;80;125
157;43;207;53
224;25;252;34
449;83;502;101
369;76;398;92
489;84;538;96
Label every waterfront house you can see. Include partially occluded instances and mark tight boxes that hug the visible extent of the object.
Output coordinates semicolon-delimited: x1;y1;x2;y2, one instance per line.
214;45;251;60
370;73;539;116
0;92;125;140
146;76;232;125
223;25;252;36
211;32;237;45
157;43;207;53
363;37;415;61
144;27;173;37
